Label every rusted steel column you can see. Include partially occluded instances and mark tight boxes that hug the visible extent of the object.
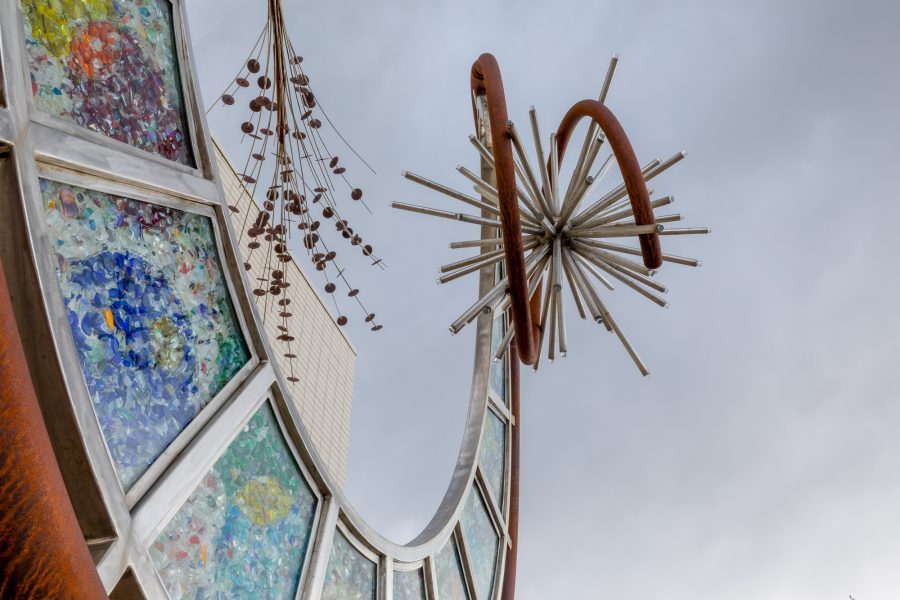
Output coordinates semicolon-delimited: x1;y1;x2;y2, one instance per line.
470;53;539;366
500;339;522;600
555;99;662;269
0;262;108;598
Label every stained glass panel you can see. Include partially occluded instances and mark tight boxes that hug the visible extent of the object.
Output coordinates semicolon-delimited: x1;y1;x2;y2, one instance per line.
489;315;506;402
434;535;469;600
393;567;426;600
479;409;506;513
150;403;317;599
40;177;249;488
20;0;193;165
322;530;377;600
461;487;500;600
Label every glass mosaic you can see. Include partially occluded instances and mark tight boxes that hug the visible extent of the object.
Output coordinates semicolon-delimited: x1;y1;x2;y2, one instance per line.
461;487;500;600
479;409;506;513
434;535;469;600
21;0;193;165
322;530;377;600
489;315;506;402
149;403;317;599
393;567;426;600
40;177;249;488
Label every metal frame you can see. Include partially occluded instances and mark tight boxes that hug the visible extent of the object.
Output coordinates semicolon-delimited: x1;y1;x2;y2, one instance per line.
0;1;515;597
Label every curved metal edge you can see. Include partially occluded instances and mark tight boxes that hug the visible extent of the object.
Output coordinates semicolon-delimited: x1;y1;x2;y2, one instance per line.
555;99;662;269
0;248;109;598
470;53;538;367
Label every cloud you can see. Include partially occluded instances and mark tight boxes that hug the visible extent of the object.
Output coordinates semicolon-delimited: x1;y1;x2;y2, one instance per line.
185;0;900;596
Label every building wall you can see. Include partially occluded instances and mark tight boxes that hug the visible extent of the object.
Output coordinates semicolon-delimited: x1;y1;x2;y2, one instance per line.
215;140;355;487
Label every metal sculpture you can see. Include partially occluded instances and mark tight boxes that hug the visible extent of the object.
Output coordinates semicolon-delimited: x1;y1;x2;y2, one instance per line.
394;53;710;376
211;0;383;382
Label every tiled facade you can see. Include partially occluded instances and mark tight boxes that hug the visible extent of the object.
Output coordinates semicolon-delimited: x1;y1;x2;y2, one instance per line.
215;141;355;487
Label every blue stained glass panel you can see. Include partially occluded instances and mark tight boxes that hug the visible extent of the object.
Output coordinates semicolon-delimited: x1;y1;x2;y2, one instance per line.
40;178;250;488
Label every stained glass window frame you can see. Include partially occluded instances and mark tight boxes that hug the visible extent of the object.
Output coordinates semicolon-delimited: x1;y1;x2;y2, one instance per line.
32;162;259;507
14;0;204;173
134;391;325;599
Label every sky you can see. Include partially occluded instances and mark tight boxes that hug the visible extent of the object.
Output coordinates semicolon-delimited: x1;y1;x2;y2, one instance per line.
186;0;900;597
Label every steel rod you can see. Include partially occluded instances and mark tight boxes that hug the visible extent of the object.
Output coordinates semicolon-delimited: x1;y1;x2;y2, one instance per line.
528;107;555;217
495;319;516;361
549;132;560;217
570;158;660;227
588;196;674;227
557;287;568;357
450;245;549;333
561;249;588;320
574;248;668;308
568;54;619;207
570;239;657;277
402;171;500;216
575;239;701;267
507;120;547;216
567;223;664;238
571;249;615;291
552;238;563;292
450;237;505;249
658;227;711;236
439;240;539;283
566;248;607;325
441;246;507;273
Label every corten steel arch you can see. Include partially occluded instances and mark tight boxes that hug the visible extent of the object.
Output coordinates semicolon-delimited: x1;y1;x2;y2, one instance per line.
470;52;664;600
0;259;109;598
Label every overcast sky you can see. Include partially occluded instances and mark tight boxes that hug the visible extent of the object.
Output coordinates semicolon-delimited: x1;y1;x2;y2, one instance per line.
187;0;900;597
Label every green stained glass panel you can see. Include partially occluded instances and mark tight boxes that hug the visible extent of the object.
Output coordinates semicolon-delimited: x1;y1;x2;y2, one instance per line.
434;535;469;600
322;530;377;600
461;487;500;599
479;409;506;513
150;403;317;599
393;567;426;600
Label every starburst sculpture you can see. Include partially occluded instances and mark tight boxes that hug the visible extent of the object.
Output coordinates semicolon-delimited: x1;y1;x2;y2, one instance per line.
211;0;383;381
393;55;709;375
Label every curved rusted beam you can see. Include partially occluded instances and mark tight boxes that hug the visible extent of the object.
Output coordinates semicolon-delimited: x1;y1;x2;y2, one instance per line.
555;99;662;269
500;339;522;600
470;53;539;366
0;262;109;598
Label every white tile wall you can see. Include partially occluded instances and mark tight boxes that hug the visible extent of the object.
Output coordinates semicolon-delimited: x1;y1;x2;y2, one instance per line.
215;140;355;488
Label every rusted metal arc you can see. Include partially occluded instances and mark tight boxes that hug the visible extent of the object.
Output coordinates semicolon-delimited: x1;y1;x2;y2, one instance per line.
0;264;109;598
470;53;539;366
501;340;522;600
555;99;662;269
